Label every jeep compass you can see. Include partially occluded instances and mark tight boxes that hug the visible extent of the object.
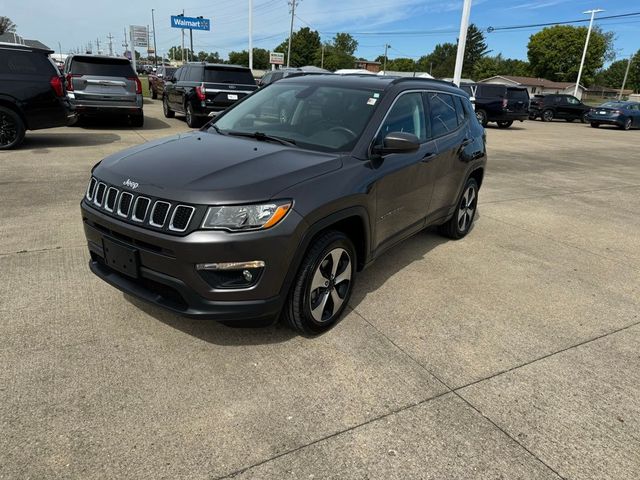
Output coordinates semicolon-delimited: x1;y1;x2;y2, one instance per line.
81;75;487;334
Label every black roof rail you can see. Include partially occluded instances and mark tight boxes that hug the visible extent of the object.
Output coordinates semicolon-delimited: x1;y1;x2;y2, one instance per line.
388;76;457;88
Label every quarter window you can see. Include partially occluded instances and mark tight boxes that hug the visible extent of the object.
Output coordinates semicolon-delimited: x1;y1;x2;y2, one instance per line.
378;92;427;143
428;92;459;137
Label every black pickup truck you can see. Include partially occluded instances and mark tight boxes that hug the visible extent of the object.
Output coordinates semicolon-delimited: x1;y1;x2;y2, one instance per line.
162;63;257;127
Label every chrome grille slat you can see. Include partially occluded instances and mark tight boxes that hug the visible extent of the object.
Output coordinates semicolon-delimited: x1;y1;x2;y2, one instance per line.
93;182;107;207
104;187;119;212
117;192;134;218
169;205;195;232
131;196;151;222
149;201;171;227
86;177;97;200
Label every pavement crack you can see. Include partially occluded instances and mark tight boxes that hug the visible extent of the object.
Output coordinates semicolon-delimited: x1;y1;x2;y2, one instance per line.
0;244;85;257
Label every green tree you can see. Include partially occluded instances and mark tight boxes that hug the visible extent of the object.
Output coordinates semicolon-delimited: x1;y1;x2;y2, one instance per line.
227;48;270;69
416;43;457;78
317;33;359;70
197;51;222;63
527;25;614;85
594;51;640;92
387;57;416;72
0;16;16;35
472;54;531;80
463;23;490;77
274;27;321;67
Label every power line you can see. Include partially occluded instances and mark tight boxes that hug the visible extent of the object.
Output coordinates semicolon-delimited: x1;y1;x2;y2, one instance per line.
487;11;640;32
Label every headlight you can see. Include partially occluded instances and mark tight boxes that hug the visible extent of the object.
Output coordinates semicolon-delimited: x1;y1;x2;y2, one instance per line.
202;201;292;231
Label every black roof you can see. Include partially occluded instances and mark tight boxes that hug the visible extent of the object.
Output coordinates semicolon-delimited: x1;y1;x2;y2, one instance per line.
184;62;250;70
70;54;130;62
0;41;52;54
277;73;463;94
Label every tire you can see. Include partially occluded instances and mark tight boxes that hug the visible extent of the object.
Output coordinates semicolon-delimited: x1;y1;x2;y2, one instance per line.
283;230;356;335
130;113;144;128
163;95;174;118
621;117;632;130
439;178;479;240
151;88;157;100
475;109;488;127
497;120;513;129
590;122;600;128
0;106;26;150
580;113;588;123
528;113;537;120
185;103;200;128
542;109;554;122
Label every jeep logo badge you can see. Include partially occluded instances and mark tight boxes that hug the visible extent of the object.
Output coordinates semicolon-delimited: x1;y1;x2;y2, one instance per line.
123;179;139;190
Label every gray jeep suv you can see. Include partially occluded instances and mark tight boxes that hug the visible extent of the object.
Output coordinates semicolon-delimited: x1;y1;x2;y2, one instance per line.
64;55;143;126
81;75;487;334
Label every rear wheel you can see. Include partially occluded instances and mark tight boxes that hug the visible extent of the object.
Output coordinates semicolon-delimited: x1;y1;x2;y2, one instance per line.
581;113;589;123
542;109;554;122
497;120;513;129
621;117;632;130
475;109;488;127
0;106;25;150
439;178;478;240
163;95;174;118
528;112;537;120
284;231;356;335
185;103;201;128
129;113;144;128
151;87;157;100
590;122;600;128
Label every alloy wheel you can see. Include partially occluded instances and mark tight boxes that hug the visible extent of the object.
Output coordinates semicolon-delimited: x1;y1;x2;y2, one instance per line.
186;105;193;126
458;184;477;232
0;111;18;147
624;118;632;130
543;110;553;122
308;248;352;323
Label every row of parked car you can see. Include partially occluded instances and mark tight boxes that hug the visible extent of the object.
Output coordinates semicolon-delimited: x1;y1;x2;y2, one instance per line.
1;41;638;150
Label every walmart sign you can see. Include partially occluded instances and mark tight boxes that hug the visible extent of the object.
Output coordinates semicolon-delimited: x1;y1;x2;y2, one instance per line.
170;16;211;31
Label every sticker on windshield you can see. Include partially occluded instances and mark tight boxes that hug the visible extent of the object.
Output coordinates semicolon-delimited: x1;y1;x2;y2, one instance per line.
373;93;380;98
367;98;378;105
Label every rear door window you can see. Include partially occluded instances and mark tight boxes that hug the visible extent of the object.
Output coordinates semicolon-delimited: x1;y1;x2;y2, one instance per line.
427;92;459;137
477;85;505;98
453;96;467;124
186;66;202;82
0;48;56;76
71;57;135;77
204;68;255;84
507;88;529;100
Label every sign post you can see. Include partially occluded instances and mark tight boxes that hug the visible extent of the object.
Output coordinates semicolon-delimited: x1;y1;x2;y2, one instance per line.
269;52;285;69
130;25;148;73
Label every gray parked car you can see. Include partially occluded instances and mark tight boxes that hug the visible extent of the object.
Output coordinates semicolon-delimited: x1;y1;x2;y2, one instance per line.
63;55;143;126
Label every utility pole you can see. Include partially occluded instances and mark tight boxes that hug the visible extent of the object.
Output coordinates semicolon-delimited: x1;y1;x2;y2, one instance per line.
321;44;325;69
286;0;298;68
249;0;253;71
58;41;62;60
96;38;101;55
453;0;472;86
151;9;158;68
383;43;390;74
107;33;114;56
575;8;604;97
619;54;632;100
130;28;137;74
180;11;185;64
123;27;129;57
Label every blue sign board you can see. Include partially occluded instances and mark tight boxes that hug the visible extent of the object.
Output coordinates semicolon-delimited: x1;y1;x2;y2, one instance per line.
171;16;211;31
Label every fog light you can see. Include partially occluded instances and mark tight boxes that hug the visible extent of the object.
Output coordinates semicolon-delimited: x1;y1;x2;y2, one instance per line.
196;261;265;289
242;269;253;281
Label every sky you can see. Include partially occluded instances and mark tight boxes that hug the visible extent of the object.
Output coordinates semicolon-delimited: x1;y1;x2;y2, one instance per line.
4;0;638;65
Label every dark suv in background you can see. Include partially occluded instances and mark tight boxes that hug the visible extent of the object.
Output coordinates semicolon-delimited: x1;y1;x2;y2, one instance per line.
0;42;74;149
461;83;530;128
529;94;591;122
148;66;177;99
63;55;144;126
258;66;330;87
163;63;258;127
81;75;486;334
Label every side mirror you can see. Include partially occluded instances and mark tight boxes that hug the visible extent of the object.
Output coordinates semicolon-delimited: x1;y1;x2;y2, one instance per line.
373;131;420;155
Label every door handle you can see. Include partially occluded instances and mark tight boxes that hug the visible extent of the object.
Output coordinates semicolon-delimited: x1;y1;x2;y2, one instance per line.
461;138;473;147
421;152;436;163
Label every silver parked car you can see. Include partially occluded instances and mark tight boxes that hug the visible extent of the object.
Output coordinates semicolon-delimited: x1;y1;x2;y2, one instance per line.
63;55;144;126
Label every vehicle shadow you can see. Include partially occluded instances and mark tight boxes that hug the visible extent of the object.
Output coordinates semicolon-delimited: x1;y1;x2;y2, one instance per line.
123;220;468;345
20;132;121;149
484;124;527;130
72;115;173;131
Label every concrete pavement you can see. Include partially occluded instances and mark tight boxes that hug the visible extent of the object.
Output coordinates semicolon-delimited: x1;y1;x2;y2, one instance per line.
1;103;639;479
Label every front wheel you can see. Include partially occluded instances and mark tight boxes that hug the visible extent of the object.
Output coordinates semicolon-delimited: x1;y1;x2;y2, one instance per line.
542;109;554;122
283;231;356;335
0;106;26;150
439;178;479;240
497;120;513;129
163;96;174;118
621;118;632;130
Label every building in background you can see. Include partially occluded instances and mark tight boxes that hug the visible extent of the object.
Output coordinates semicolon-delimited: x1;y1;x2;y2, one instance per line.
480;75;586;100
354;60;382;73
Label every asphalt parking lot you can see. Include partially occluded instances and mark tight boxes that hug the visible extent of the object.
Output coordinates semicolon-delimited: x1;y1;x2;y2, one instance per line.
1;100;639;479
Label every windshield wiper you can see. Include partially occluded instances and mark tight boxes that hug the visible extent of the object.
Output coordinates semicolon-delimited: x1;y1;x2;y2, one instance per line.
226;131;297;147
210;124;226;135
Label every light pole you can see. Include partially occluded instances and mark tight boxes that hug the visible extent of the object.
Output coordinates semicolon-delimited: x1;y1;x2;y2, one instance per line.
287;0;297;68
453;0;472;86
619;54;632;100
383;44;390;74
574;8;604;97
151;9;158;68
249;0;253;70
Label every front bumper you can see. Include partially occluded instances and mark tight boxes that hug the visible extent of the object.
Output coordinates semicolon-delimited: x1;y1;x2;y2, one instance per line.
81;202;306;321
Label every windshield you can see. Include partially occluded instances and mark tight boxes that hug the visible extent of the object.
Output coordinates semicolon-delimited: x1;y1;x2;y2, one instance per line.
601;102;626;108
212;83;383;152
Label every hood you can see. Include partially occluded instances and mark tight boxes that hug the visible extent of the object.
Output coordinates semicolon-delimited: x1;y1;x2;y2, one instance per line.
93;131;342;204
